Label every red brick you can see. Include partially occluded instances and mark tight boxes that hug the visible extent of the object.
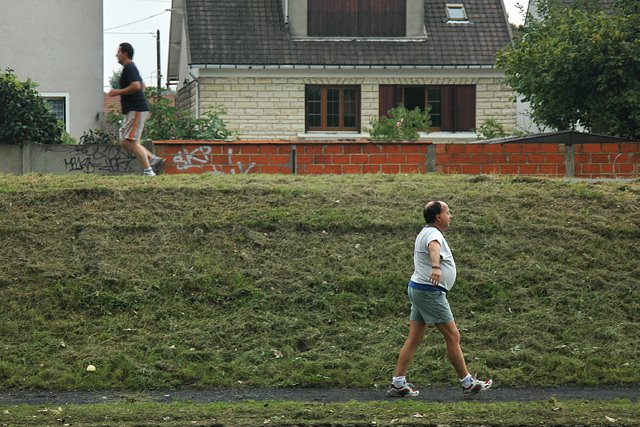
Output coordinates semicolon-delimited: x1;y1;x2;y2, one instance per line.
466;144;485;154
302;145;326;154
461;164;482;174
302;165;325;174
258;165;292;174
435;144;446;154
488;154;508;164
450;154;471;163
521;144;543;153
369;154;388;164
621;143;640;153
443;165;462;174
362;164;381;173
519;165;538;174
616;164;635;174
238;145;261;154
267;154;290;165
382;164;401;174
508;154;526;163
314;155;332;164
363;144;382;154
344;145;365;154
600;144;620;153
324;164;343;174
600;164;615;174
499;164;519;174
538;164;559;175
545;154;565;164
323;145;344;154
582;164;600;173
468;154;490;164
406;154;427;164
380;144;403;154
401;145;428;154
483;164;499;174
502;144;522;153
526;154;546;163
387;154;407;164
590;154;612;163
342;165;362;174
482;144;505;154
350;154;370;164
446;144;467;154
331;154;350;164
581;144;602;153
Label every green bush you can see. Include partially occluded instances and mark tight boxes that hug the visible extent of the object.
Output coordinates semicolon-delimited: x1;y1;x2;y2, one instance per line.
367;105;431;141
107;88;239;141
0;68;63;144
477;118;509;140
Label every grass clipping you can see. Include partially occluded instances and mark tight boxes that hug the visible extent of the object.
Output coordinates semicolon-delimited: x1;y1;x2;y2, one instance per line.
0;173;638;390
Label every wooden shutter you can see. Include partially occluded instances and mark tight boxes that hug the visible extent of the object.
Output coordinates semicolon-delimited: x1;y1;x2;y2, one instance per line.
453;85;476;131
359;0;406;37
308;0;358;36
379;85;401;117
441;86;453;131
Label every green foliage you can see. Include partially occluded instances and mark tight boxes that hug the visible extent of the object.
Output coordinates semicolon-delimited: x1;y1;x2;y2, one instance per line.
108;88;239;141
79;128;118;145
61;131;77;145
497;0;640;140
0;68;63;144
367;105;431;141
109;70;122;90
477;118;509;140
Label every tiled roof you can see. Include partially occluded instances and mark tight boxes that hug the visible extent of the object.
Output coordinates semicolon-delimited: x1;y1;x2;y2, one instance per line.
184;0;512;67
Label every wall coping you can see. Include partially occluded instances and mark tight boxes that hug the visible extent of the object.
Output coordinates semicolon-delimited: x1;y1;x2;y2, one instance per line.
152;139;434;145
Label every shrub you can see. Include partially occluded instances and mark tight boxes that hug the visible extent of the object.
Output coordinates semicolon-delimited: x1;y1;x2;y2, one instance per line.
0;68;63;144
477;118;509;140
367;105;431;141
106;88;239;141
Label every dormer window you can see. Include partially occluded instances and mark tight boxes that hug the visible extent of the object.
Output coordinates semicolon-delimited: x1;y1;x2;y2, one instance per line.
308;0;406;37
446;4;468;22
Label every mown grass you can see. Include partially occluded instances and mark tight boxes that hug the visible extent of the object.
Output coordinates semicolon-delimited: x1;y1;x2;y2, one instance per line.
0;173;639;393
1;399;639;426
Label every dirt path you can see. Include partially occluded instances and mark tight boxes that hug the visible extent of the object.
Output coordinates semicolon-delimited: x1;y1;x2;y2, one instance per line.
1;386;638;405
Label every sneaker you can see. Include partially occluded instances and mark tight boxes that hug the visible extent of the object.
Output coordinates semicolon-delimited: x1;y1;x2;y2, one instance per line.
387;382;419;397
150;156;165;174
462;377;492;396
143;169;156;177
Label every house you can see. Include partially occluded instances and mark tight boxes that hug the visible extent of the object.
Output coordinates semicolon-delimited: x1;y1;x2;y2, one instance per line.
0;0;103;139
167;0;514;142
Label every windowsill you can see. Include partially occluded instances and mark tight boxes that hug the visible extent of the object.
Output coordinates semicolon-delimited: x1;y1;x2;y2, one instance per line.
424;131;480;142
297;132;479;142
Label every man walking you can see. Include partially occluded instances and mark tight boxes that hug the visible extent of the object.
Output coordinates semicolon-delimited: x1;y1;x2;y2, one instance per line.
387;200;492;397
108;42;164;176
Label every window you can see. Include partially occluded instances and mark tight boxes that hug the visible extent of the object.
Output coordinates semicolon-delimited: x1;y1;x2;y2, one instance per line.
41;94;70;131
379;85;476;132
308;0;406;37
446;4;468;22
306;85;360;132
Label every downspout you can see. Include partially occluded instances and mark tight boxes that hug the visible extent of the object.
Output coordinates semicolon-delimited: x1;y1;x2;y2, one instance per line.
187;67;200;118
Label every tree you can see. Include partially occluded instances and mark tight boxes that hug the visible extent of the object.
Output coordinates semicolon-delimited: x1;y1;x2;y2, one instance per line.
497;0;640;140
109;70;122;90
0;68;63;144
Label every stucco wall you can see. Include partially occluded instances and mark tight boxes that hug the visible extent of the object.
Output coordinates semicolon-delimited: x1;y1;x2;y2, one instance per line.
184;74;516;141
0;0;103;139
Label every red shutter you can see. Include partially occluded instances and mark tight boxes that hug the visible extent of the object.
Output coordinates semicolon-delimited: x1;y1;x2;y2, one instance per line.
308;0;358;36
379;85;401;117
359;0;406;37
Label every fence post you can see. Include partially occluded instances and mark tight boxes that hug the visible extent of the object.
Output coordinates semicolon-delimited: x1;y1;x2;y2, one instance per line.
426;144;436;173
565;144;575;178
21;142;31;175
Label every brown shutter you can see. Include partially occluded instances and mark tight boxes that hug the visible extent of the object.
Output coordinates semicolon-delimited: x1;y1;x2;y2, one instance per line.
308;0;358;36
453;85;476;131
359;0;406;37
379;85;401;117
441;86;453;131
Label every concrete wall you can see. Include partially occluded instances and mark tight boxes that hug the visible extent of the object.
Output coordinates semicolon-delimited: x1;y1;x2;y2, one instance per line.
0;0;103;139
180;70;516;142
0;143;144;175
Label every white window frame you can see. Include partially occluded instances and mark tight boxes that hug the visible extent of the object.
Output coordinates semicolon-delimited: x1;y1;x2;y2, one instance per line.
446;4;468;22
41;92;70;132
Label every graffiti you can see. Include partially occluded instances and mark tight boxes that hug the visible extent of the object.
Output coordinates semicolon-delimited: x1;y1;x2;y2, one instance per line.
173;146;212;170
173;146;256;174
210;149;256;175
45;144;137;174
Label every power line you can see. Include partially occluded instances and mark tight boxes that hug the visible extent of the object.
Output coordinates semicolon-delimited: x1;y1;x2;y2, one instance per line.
104;10;169;32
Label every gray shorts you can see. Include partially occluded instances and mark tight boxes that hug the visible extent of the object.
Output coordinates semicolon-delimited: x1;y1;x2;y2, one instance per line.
119;111;149;142
408;286;454;324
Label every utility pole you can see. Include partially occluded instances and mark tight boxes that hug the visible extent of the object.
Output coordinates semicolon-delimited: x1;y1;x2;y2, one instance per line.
156;29;161;101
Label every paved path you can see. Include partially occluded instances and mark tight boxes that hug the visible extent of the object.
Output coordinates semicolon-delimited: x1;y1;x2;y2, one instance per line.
1;386;639;405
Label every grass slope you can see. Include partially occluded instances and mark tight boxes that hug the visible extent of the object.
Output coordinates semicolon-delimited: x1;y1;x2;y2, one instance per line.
0;174;638;391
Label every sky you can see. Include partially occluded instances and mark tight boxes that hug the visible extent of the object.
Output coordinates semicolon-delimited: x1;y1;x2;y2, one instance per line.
103;0;530;90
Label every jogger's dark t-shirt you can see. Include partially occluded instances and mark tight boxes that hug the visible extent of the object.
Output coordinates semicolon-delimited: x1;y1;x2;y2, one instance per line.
119;62;149;114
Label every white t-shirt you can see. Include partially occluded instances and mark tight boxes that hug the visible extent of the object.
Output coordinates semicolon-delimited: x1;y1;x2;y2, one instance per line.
410;226;457;291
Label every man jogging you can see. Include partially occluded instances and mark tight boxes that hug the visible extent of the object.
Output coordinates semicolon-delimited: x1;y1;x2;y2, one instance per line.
108;42;164;176
387;200;492;397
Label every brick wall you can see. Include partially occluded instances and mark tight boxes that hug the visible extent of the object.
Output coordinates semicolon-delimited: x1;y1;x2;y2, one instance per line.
153;140;640;179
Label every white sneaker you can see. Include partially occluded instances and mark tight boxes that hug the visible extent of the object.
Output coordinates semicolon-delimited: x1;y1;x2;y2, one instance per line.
462;377;492;395
143;169;156;176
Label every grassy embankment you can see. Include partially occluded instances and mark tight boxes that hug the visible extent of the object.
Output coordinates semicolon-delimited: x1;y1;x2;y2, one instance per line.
0;173;638;425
